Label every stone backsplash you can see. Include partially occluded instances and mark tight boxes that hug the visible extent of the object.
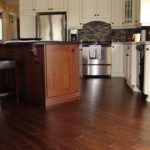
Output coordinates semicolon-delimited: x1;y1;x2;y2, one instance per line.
78;21;150;42
78;21;112;41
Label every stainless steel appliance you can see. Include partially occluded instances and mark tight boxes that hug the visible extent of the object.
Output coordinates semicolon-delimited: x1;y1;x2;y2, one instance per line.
82;41;112;77
36;12;67;41
69;28;78;41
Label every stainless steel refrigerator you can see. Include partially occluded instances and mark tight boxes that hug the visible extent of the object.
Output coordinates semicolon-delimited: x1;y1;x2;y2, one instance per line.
36;12;67;41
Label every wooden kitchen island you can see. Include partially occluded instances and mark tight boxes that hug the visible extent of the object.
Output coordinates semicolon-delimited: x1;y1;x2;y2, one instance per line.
0;41;80;107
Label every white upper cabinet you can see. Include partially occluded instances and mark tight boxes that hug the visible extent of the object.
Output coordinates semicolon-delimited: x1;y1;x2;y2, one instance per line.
50;0;66;11
80;0;112;24
80;0;96;21
140;0;150;26
20;0;67;13
20;13;36;38
67;0;82;28
134;0;140;26
96;0;111;22
111;0;123;28
35;0;49;12
36;0;66;12
112;0;141;29
122;0;138;28
19;0;36;12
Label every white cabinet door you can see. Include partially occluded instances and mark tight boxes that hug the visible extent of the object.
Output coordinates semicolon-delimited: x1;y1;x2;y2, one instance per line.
124;48;131;82
140;0;150;26
112;43;124;77
126;50;131;82
111;0;123;28
36;0;49;12
144;44;150;101
50;0;66;11
19;0;36;12
124;43;140;92
20;13;36;38
144;45;150;95
124;45;131;82
80;0;96;23
134;0;140;27
122;0;137;28
67;0;82;28
112;0;140;29
96;0;111;23
30;0;66;12
80;0;111;23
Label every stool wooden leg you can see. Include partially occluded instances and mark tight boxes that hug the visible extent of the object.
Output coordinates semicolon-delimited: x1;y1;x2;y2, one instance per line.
15;68;19;104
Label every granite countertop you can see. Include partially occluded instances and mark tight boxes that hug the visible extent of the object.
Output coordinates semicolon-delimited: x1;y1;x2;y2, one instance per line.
2;40;150;46
112;41;146;45
34;40;80;45
144;41;150;45
0;40;80;45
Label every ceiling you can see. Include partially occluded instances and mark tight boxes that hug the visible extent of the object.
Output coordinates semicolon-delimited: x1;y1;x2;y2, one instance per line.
3;0;19;4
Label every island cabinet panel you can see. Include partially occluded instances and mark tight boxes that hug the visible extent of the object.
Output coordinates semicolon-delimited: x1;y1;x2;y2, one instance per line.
0;43;80;106
44;44;80;105
70;44;80;94
45;45;72;97
23;45;45;104
0;44;45;104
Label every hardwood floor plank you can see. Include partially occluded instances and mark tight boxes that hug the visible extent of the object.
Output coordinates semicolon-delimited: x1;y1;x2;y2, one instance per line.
0;78;150;149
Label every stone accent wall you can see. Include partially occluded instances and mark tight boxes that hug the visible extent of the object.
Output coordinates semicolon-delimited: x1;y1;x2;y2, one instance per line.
78;21;112;41
78;21;150;42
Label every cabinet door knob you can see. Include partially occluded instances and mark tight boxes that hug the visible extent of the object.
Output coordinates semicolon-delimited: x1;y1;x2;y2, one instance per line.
48;8;51;10
126;54;129;56
97;14;99;16
94;14;96;16
146;48;149;51
112;22;114;24
127;47;130;49
51;8;53;10
33;9;35;11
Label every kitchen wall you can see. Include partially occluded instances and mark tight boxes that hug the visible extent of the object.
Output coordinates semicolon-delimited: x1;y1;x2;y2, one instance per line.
0;0;19;40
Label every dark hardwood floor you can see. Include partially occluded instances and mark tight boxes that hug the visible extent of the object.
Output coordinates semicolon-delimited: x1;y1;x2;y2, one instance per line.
0;78;150;150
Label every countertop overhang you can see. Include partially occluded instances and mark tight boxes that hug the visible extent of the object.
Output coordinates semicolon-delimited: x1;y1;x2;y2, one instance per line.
0;40;80;46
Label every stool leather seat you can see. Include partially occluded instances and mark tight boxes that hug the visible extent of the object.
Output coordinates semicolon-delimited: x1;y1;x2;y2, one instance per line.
0;60;19;104
0;60;16;70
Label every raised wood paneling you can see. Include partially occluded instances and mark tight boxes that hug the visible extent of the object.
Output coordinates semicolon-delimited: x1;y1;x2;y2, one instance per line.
0;43;80;106
45;45;72;98
70;44;80;93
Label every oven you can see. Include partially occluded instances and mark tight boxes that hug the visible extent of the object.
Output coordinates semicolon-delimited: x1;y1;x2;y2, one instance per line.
82;41;112;77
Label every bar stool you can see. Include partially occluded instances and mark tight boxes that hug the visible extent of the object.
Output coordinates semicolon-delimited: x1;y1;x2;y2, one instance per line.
0;60;19;104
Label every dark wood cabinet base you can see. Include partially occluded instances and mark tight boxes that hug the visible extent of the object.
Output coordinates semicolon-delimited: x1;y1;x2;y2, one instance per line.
46;93;80;106
0;42;80;107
